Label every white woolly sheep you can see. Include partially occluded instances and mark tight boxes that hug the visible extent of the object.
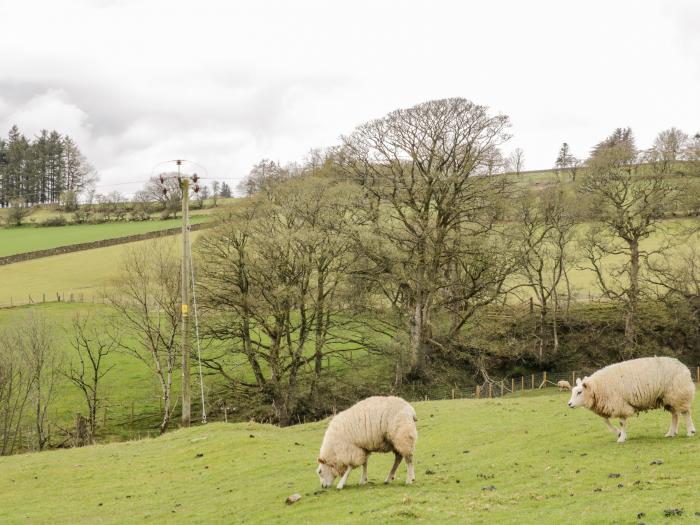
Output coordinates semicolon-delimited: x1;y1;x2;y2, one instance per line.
568;356;696;443
557;380;572;391
316;396;417;489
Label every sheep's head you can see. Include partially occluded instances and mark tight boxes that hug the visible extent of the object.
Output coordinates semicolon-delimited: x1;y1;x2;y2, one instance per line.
317;457;338;488
568;377;588;408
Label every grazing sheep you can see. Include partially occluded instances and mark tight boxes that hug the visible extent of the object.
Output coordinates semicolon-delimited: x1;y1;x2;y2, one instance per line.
568;357;696;443
557;380;572;391
316;396;417;489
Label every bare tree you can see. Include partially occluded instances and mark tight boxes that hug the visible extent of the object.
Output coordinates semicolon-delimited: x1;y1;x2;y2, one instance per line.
211;181;220;207
515;188;577;363
341;98;513;377
15;313;61;451
65;314;118;443
555;142;581;182
109;239;181;433
579;128;676;356
507;148;525;176
236;159;290;197
197;177;370;424
5;197;33;227
0;334;33;455
646;127;689;174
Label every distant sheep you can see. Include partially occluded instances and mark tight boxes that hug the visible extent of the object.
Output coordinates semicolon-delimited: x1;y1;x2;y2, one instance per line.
557;380;571;391
316;396;417;489
568;357;696;443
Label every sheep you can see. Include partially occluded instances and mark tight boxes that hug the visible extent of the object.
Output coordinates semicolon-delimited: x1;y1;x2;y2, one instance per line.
557;380;572;391
316;396;417;489
568;356;696;443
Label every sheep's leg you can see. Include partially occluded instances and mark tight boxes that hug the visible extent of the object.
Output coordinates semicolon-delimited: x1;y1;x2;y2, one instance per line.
617;418;627;443
336;466;353;490
405;454;415;485
603;417;621;437
359;460;368;485
682;411;696;437
384;453;402;484
665;412;679;437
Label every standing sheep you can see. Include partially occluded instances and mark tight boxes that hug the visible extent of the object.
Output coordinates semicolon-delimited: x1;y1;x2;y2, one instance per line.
316;396;417;489
557;380;572;391
568;356;696;443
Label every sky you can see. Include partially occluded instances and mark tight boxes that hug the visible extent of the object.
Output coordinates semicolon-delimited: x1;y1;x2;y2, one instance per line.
0;0;698;196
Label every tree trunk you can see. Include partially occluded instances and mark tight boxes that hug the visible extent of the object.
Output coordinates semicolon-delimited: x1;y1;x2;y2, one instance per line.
409;296;431;377
624;240;640;356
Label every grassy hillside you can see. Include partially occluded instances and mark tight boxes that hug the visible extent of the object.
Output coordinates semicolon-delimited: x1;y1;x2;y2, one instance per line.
0;214;210;257
1;392;698;524
0;232;203;307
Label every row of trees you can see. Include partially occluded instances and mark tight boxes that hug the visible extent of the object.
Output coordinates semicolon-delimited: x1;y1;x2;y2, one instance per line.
0;126;95;207
195;98;699;423
554;127;700;181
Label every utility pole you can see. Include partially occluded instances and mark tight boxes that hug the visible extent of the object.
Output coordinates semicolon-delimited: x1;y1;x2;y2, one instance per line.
158;160;202;428
178;160;192;427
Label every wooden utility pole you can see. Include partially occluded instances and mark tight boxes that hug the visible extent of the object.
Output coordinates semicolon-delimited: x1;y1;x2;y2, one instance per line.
179;161;191;427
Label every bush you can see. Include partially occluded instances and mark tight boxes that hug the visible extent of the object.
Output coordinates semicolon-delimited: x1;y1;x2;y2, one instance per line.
73;209;91;224
88;213;107;224
128;211;150;221
38;215;68;227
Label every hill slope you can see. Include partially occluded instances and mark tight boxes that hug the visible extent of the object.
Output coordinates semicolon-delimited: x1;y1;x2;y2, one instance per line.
1;391;698;524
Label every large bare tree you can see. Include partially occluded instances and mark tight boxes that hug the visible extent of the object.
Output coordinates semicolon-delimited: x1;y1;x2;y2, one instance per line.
197;176;370;424
341;98;514;377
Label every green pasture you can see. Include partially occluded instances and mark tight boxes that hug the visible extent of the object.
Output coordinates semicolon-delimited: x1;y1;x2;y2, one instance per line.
0;215;210;257
1;391;698;524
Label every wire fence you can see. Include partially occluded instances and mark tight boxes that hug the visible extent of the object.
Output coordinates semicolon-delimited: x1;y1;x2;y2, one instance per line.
401;366;700;403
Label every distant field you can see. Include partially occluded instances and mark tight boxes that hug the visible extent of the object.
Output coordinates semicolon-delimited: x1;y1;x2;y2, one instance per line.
0;392;698;524
0;232;205;307
0;214;210;257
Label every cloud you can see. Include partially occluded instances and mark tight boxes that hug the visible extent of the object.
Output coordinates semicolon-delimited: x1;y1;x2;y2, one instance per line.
0;0;698;196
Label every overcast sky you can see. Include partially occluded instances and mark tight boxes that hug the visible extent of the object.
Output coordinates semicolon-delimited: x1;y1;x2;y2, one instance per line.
0;0;698;196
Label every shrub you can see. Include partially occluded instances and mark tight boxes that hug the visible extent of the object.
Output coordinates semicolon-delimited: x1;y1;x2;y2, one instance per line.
38;215;68;227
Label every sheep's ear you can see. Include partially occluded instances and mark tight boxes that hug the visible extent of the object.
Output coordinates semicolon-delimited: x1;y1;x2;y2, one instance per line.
318;457;326;464
575;377;582;386
582;381;589;389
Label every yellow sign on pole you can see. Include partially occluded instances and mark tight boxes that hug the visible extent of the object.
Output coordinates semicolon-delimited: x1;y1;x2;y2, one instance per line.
181;303;189;315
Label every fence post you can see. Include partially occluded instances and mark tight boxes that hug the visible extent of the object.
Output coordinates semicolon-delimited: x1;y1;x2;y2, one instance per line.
500;381;504;397
42;293;45;303
476;385;481;399
451;388;455;399
130;402;134;425
572;371;576;386
488;383;493;398
224;406;228;423
521;376;524;390
531;374;535;389
542;371;547;388
103;407;107;429
511;378;515;394
696;366;699;383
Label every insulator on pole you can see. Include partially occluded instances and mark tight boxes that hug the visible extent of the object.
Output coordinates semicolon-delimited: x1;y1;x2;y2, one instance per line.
193;184;200;193
192;173;199;183
162;188;168;195
159;174;165;183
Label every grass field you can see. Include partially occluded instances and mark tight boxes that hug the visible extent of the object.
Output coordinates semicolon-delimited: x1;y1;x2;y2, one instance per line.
0;391;698;524
0;232;204;307
0;214;210;257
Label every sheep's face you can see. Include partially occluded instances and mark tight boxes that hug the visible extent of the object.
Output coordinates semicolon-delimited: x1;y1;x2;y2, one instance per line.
568;378;586;408
317;458;337;488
